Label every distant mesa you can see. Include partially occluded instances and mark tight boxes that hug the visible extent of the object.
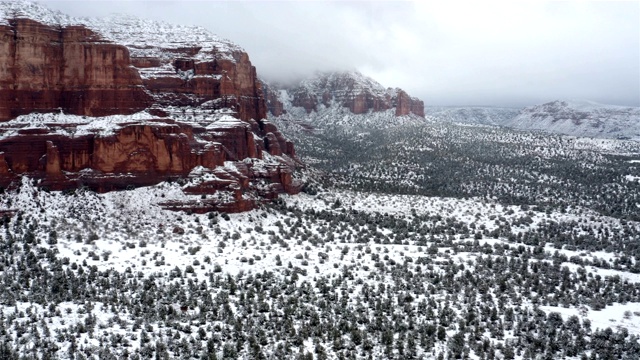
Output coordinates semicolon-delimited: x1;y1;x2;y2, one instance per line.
262;71;425;118
427;100;640;141
0;0;301;212
506;100;640;140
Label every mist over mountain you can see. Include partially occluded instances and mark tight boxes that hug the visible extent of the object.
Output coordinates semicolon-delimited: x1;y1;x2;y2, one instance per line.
262;71;425;124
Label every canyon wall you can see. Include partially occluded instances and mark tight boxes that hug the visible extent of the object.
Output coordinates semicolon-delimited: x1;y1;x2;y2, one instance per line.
0;19;150;122
0;7;300;212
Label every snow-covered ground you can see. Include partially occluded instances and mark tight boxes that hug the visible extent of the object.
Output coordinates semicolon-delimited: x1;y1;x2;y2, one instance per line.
542;303;640;336
1;164;639;358
426;106;520;126
426;100;640;142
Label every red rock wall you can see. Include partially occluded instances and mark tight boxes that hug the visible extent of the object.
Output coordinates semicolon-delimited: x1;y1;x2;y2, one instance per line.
394;90;425;117
0;116;299;193
0;19;151;122
0;17;300;212
92;124;198;174
410;101;425;117
199;122;258;161
0;120;230;189
289;81;424;117
147;52;267;122
261;81;284;116
0;25;16;122
347;93;398;115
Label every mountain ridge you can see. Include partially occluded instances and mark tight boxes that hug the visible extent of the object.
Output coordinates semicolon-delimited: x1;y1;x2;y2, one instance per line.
508;100;640;140
428;100;640;141
263;70;425;118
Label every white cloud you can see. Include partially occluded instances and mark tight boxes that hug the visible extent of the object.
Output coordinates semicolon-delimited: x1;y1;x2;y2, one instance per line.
39;0;640;106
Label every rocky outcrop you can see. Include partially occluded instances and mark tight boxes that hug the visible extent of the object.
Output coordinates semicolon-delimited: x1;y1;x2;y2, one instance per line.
91;14;268;122
0;18;151;122
394;89;425;117
261;80;285;116
0;1;274;124
0;113;301;212
145;51;267;122
0;2;302;213
279;71;424;117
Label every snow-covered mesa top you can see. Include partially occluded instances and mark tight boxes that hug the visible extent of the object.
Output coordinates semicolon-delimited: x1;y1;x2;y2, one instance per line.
0;0;243;61
294;71;414;100
0;0;74;26
298;71;389;97
0;111;256;141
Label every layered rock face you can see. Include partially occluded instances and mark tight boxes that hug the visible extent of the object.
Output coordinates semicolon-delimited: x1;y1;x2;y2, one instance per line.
393;89;424;117
273;71;424;117
91;14;267;122
261;80;285;117
0;2;300;212
0;113;298;212
0;18;151;122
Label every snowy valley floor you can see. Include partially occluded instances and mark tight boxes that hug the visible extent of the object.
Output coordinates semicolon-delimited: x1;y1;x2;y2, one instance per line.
1;178;639;359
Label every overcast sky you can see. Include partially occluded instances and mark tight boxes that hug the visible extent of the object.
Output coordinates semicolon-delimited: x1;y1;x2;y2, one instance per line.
40;0;639;107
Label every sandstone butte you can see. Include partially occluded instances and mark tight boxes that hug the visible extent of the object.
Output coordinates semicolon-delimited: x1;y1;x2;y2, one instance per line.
0;4;301;213
261;71;425;117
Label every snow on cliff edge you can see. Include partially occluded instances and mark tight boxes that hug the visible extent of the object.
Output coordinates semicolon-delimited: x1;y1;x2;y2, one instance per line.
0;0;243;61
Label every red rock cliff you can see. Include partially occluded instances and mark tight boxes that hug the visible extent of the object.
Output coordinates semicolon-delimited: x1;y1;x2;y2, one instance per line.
0;19;151;122
145;51;267;122
0;5;301;213
93;14;268;122
261;80;285;116
0;113;300;212
281;71;424;117
394;89;425;117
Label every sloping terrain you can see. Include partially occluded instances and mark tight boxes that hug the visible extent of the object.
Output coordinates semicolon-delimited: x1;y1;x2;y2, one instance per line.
276;117;640;221
506;100;640;141
428;101;640;141
1;115;639;359
425;106;520;126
